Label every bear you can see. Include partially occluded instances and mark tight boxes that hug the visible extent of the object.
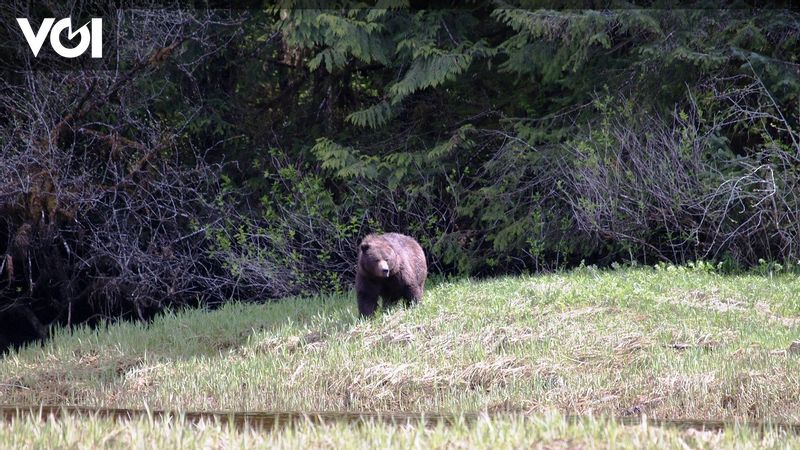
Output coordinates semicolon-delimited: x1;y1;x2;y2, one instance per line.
355;232;427;317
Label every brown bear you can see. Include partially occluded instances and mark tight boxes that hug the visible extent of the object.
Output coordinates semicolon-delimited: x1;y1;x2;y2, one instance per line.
355;233;427;317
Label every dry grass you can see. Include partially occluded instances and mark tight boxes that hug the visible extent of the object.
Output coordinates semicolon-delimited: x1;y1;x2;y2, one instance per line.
0;266;799;444
0;411;798;449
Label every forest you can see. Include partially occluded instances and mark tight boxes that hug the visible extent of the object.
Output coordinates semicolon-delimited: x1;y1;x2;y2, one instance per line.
0;1;798;349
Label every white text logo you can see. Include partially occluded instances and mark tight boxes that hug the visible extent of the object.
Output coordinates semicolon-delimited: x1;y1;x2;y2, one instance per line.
16;18;102;58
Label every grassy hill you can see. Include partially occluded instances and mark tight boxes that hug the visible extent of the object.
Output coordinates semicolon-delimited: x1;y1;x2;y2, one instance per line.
1;266;799;447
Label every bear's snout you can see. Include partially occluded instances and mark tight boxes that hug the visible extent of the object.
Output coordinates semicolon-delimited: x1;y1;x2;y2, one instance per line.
379;260;390;277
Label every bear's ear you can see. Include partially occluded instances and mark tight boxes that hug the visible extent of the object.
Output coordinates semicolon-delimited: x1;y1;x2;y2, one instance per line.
360;243;370;252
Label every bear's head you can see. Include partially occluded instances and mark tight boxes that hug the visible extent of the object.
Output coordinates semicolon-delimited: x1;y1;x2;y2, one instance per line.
359;237;397;279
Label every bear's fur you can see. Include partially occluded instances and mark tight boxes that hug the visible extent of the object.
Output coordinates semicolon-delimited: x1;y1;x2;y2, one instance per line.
355;233;427;317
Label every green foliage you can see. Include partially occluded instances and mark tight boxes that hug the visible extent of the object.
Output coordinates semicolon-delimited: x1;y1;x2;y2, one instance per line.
199;4;799;291
345;100;394;128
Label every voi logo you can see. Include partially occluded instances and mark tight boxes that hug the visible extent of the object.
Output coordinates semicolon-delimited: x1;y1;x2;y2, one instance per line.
16;18;102;58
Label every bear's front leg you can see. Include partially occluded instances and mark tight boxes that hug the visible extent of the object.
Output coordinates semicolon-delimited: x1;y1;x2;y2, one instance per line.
357;289;379;317
403;284;423;307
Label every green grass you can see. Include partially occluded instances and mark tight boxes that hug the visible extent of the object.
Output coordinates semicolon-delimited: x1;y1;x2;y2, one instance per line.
1;411;799;449
1;266;799;446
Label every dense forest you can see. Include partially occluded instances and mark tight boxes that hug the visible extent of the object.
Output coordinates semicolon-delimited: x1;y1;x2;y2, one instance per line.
0;1;798;348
